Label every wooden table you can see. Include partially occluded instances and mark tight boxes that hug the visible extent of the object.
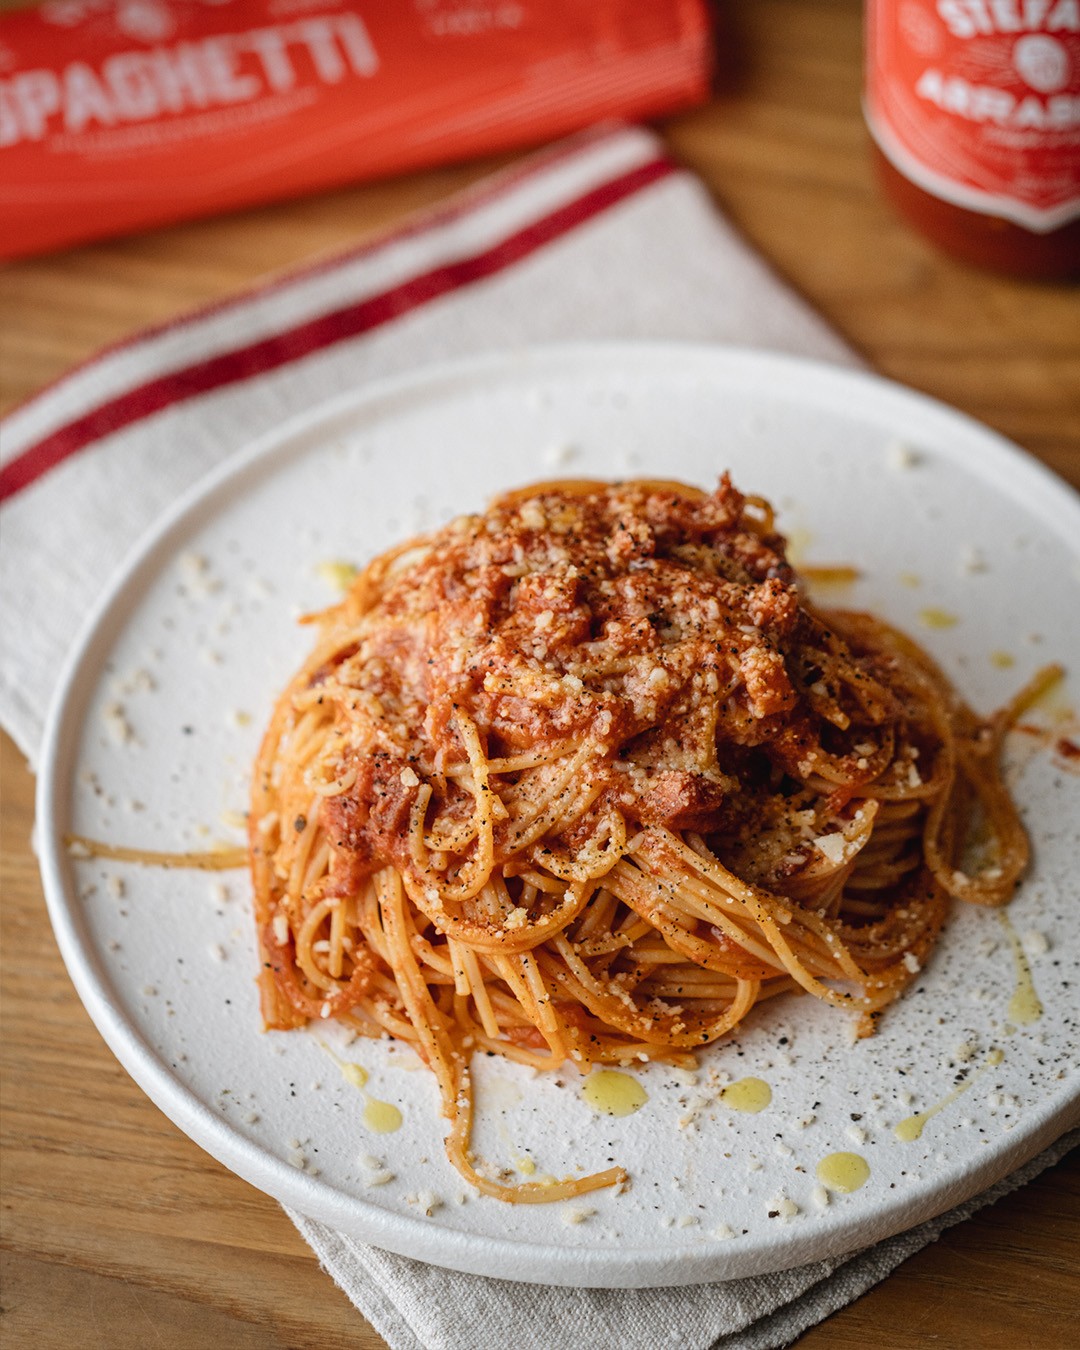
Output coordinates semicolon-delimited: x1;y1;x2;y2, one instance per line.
2;2;1078;1346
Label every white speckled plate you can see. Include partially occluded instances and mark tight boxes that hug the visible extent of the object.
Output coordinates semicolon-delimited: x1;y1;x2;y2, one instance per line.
37;343;1080;1288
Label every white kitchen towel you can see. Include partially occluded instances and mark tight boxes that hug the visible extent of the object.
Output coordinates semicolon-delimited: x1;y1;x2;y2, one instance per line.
0;122;1071;1349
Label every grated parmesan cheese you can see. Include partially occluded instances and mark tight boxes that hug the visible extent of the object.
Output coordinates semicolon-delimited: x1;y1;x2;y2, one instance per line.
562;1205;596;1226
769;1193;799;1221
542;443;578;469
814;833;847;865
361;1171;396;1193
102;702;136;745
887;440;920;470
1022;929;1050;958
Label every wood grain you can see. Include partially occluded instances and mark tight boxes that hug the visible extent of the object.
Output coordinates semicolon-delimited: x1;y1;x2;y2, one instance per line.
1;1;1078;1347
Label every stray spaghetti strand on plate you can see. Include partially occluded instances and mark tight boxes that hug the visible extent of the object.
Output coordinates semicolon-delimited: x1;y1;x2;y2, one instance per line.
250;475;1044;1202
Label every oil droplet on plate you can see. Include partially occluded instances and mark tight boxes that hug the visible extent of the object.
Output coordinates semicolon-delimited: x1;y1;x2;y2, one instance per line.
363;1097;403;1134
803;564;861;591
894;1113;928;1143
894;1048;1004;1142
998;912;1043;1027
340;1062;369;1090
816;1152;870;1194
319;1042;369;1090
720;1077;772;1113
919;607;958;630
320;1044;400;1132
316;559;359;593
581;1070;647;1117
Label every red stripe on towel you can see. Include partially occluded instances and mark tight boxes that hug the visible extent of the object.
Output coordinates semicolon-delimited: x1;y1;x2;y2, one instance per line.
0;154;676;504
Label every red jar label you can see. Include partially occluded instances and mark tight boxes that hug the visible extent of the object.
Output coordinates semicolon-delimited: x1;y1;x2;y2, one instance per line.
866;1;1080;231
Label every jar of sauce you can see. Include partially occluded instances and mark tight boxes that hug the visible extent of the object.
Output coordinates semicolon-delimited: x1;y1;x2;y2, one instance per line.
864;1;1080;279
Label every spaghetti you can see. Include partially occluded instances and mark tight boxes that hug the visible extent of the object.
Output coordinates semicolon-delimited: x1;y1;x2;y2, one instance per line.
250;476;1045;1201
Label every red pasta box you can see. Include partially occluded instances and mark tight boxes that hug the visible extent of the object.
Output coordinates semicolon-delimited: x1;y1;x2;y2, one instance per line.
0;0;713;260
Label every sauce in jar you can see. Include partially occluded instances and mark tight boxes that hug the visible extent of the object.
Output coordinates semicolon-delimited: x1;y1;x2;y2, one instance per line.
865;1;1080;278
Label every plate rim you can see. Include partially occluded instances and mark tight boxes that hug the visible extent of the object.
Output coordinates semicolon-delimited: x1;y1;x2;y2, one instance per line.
35;340;1080;1288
